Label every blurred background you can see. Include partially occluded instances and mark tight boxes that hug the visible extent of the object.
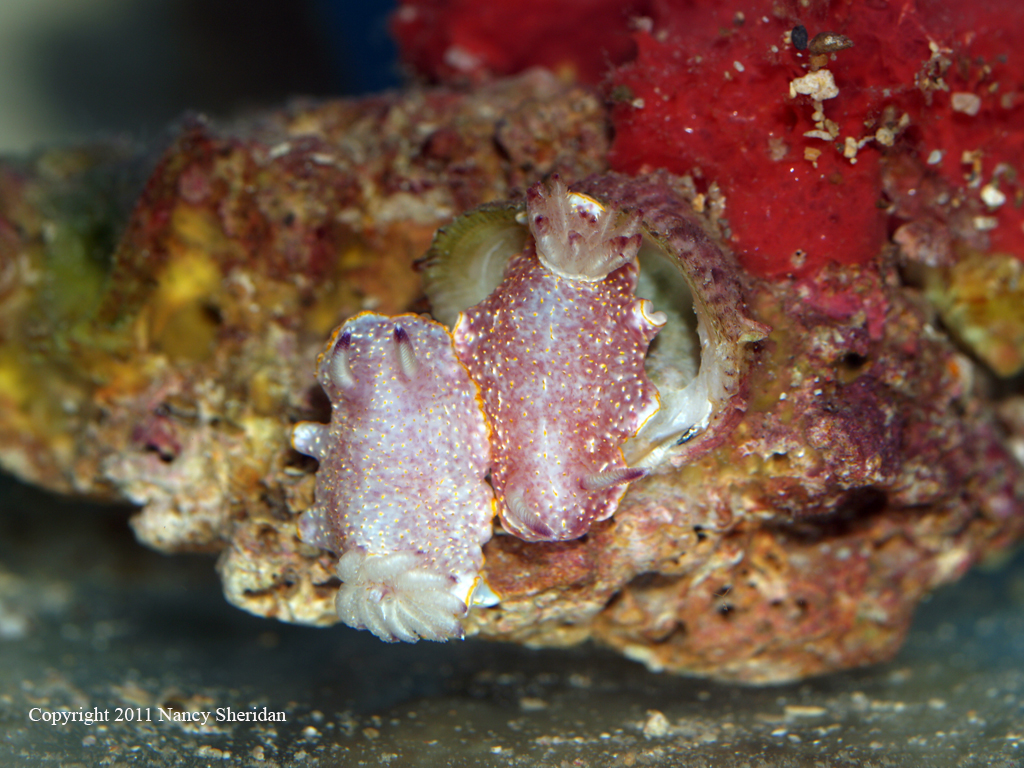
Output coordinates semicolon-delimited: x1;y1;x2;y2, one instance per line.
0;0;399;153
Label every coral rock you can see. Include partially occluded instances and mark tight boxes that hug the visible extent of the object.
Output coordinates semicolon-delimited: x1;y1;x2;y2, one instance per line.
2;65;1023;682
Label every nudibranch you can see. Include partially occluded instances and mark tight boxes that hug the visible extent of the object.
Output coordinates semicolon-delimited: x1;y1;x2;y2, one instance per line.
291;312;495;642
452;179;665;541
421;171;770;478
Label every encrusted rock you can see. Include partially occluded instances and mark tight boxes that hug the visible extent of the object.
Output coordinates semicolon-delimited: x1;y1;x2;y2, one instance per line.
1;69;1022;683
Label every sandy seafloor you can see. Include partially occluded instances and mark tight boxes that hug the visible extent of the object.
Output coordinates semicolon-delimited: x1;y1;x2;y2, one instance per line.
2;472;1024;768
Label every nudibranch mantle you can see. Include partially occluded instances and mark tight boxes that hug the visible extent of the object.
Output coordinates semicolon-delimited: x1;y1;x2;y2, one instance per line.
453;180;665;542
291;312;495;642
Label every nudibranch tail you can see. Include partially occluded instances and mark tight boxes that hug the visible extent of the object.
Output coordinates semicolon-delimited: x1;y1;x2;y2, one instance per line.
527;176;642;282
335;549;467;643
293;312;495;642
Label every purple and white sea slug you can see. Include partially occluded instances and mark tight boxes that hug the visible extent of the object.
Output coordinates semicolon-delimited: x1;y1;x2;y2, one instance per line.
291;312;495;642
421;171;771;501
452;179;665;542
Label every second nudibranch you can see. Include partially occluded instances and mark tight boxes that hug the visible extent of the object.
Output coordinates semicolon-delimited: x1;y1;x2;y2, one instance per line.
453;179;665;541
292;313;495;642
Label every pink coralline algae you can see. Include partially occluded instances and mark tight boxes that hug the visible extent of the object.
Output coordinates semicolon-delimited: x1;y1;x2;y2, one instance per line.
291;313;494;642
453;180;663;541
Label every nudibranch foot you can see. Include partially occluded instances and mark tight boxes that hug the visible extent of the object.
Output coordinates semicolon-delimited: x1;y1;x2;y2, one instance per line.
335;549;467;643
292;311;495;642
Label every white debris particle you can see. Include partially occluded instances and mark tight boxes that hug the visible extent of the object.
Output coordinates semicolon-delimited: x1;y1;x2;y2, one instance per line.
928;698;947;710
568;673;592;688
875;126;896;146
785;705;828;718
790;69;839;100
519;697;549;711
633;16;654;33
803;130;833;141
734;60;745;72
195;746;231;760
973;215;999;231
962;149;982;165
267;142;292;160
951;92;982;115
768;136;789;161
642;710;671;738
927;149;944;165
843;136;859;161
443;45;482;73
804;147;822;163
981;184;1007;208
0;606;28;640
631;98;646;109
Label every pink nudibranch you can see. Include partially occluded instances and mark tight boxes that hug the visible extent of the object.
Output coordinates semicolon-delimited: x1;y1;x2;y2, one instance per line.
292;313;495;643
453;180;665;541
